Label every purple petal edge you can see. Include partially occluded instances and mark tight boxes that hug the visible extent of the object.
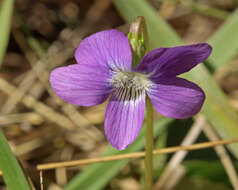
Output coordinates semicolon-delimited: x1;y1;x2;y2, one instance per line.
49;64;112;106
135;43;212;79
74;29;133;71
147;77;205;119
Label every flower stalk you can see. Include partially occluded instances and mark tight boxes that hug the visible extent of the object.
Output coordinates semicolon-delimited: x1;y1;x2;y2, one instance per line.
128;16;154;189
145;96;154;190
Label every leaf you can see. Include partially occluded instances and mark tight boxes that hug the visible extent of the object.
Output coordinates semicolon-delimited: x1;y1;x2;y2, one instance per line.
0;130;31;190
64;118;172;190
208;9;238;70
184;161;232;183
112;0;238;158
0;0;14;67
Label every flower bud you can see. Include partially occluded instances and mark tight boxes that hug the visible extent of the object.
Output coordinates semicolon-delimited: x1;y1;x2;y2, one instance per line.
128;16;149;68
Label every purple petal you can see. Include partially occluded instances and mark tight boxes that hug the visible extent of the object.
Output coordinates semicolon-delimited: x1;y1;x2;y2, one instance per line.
75;29;132;71
135;43;212;79
50;64;113;106
147;77;205;119
105;88;146;150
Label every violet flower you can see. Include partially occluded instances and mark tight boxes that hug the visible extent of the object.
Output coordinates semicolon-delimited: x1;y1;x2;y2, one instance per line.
50;30;212;150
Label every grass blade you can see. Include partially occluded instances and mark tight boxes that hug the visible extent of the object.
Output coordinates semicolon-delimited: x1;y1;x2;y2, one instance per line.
0;0;14;66
64;118;172;190
112;0;238;157
208;9;238;70
0;130;31;190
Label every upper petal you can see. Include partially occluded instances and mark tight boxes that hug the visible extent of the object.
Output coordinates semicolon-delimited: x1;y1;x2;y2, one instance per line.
75;29;132;71
135;43;212;79
105;88;146;150
50;64;113;106
147;77;205;119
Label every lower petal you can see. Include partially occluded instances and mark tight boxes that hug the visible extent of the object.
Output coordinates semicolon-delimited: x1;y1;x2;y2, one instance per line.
105;88;146;150
147;77;205;119
50;64;112;106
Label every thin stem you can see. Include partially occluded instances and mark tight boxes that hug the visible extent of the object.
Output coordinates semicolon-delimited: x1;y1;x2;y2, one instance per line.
27;137;238;171
40;170;44;190
145;96;154;190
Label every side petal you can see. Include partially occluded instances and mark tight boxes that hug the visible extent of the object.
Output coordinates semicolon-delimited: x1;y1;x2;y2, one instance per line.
147;77;205;119
135;43;212;79
105;88;146;150
75;29;132;71
50;64;113;106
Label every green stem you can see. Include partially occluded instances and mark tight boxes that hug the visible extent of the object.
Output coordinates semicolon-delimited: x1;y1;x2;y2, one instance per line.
145;96;154;190
127;16;152;189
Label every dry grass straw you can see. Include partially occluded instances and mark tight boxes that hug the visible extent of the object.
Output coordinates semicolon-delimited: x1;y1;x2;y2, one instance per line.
0;112;43;126
0;78;75;130
36;137;238;171
203;123;238;190
155;115;205;189
1;137;236;176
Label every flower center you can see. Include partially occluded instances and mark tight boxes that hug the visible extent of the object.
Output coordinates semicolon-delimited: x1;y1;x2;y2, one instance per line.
110;71;152;91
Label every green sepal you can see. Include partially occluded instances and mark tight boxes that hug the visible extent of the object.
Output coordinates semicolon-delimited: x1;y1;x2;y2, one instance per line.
128;16;150;68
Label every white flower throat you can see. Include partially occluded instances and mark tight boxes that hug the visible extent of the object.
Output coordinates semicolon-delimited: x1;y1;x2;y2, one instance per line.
111;71;152;91
110;71;151;102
